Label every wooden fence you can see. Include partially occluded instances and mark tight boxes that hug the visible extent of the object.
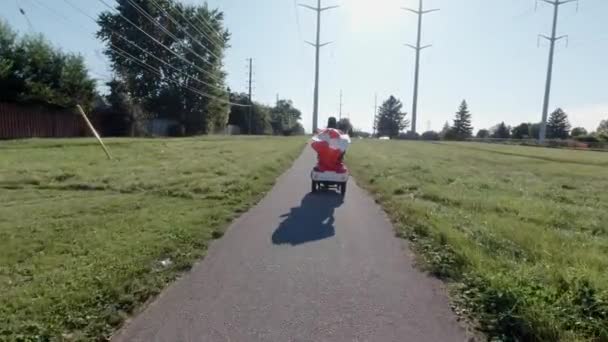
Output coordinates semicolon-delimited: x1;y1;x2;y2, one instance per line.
0;102;91;139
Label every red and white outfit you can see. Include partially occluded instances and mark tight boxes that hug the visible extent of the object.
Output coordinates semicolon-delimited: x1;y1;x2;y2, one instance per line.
311;128;351;173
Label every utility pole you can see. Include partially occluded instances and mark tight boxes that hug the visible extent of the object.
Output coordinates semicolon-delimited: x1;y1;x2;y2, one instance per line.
300;0;338;133
373;93;377;137
402;0;439;134
339;90;343;120
537;0;576;144
247;58;253;135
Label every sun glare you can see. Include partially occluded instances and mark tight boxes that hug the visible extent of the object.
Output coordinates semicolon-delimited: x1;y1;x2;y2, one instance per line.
348;0;400;27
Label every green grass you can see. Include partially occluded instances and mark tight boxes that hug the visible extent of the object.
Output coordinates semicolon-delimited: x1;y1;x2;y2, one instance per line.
348;141;608;342
0;137;304;341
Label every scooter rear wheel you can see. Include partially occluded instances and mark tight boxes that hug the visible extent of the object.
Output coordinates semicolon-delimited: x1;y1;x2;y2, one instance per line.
311;181;318;193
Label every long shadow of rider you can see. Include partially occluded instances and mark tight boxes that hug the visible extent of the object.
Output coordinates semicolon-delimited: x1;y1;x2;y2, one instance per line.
271;192;344;246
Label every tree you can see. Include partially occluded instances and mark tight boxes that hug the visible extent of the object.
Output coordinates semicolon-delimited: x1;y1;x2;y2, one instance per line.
511;123;531;139
352;130;371;138
97;0;230;135
270;99;302;135
439;121;451;139
597;119;608;135
476;129;490;138
421;131;440;141
546;108;571;139
491;122;510;139
375;95;409;138
570;127;588;137
0;20;95;110
337;118;353;136
530;123;541;140
227;93;272;135
450;100;473;140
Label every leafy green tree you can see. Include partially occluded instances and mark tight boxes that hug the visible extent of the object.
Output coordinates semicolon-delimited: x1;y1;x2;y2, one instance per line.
97;0;230;134
491;122;510;139
570;127;588;137
546;108;571;139
597;119;608;135
530;123;541;139
0;20;95;110
375;95;409;138
476;129;490;138
511;123;531;139
450;100;473;140
270;99;302;135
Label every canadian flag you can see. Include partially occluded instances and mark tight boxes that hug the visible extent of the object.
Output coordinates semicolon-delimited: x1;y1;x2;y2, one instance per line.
311;128;351;173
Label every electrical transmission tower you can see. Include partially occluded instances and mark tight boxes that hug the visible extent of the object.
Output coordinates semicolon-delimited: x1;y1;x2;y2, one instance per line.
402;0;439;134
537;0;577;144
299;0;338;133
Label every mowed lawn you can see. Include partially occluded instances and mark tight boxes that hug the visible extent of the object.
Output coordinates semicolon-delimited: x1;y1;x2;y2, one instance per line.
348;141;608;341
0;137;303;341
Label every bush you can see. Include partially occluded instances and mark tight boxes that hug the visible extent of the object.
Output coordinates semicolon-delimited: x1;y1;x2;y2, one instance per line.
397;131;420;140
573;135;601;143
421;131;440;141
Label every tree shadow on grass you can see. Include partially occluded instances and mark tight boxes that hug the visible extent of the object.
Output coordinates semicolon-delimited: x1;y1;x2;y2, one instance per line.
271;192;343;246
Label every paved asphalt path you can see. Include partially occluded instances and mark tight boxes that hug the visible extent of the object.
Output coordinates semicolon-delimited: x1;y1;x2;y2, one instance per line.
113;148;470;342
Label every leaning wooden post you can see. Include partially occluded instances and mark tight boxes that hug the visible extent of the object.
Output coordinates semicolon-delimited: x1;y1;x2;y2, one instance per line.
76;104;112;160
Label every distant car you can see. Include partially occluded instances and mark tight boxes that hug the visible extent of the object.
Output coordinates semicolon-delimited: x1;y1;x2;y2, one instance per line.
379;136;390;140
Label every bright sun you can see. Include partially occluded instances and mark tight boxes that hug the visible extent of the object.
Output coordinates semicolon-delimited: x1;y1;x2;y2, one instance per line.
348;0;400;27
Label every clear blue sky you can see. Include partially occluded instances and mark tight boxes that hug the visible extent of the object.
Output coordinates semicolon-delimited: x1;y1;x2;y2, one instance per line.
1;0;607;133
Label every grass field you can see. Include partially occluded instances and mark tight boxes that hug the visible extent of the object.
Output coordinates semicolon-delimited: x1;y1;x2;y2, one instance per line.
0;137;303;341
348;141;608;341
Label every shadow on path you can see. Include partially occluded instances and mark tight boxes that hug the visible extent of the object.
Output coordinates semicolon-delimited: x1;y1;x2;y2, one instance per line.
271;192;343;246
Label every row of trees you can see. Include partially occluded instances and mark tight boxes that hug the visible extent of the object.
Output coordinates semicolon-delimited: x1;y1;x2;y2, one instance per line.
227;95;305;136
0;20;96;110
476;109;608;142
372;96;474;141
367;94;607;143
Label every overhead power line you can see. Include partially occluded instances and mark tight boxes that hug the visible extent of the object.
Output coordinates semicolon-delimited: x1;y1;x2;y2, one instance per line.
53;0;248;107
62;0;226;92
109;43;248;107
152;0;225;52
188;5;226;46
90;0;223;83
122;0;218;67
137;0;223;61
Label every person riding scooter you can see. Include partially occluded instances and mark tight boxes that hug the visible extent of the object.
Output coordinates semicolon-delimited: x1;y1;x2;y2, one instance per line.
311;117;350;173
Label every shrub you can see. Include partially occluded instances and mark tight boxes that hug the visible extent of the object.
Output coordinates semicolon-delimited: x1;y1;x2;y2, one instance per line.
421;131;440;141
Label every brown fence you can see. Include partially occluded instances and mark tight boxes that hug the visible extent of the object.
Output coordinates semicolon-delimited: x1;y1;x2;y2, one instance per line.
0;102;91;139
